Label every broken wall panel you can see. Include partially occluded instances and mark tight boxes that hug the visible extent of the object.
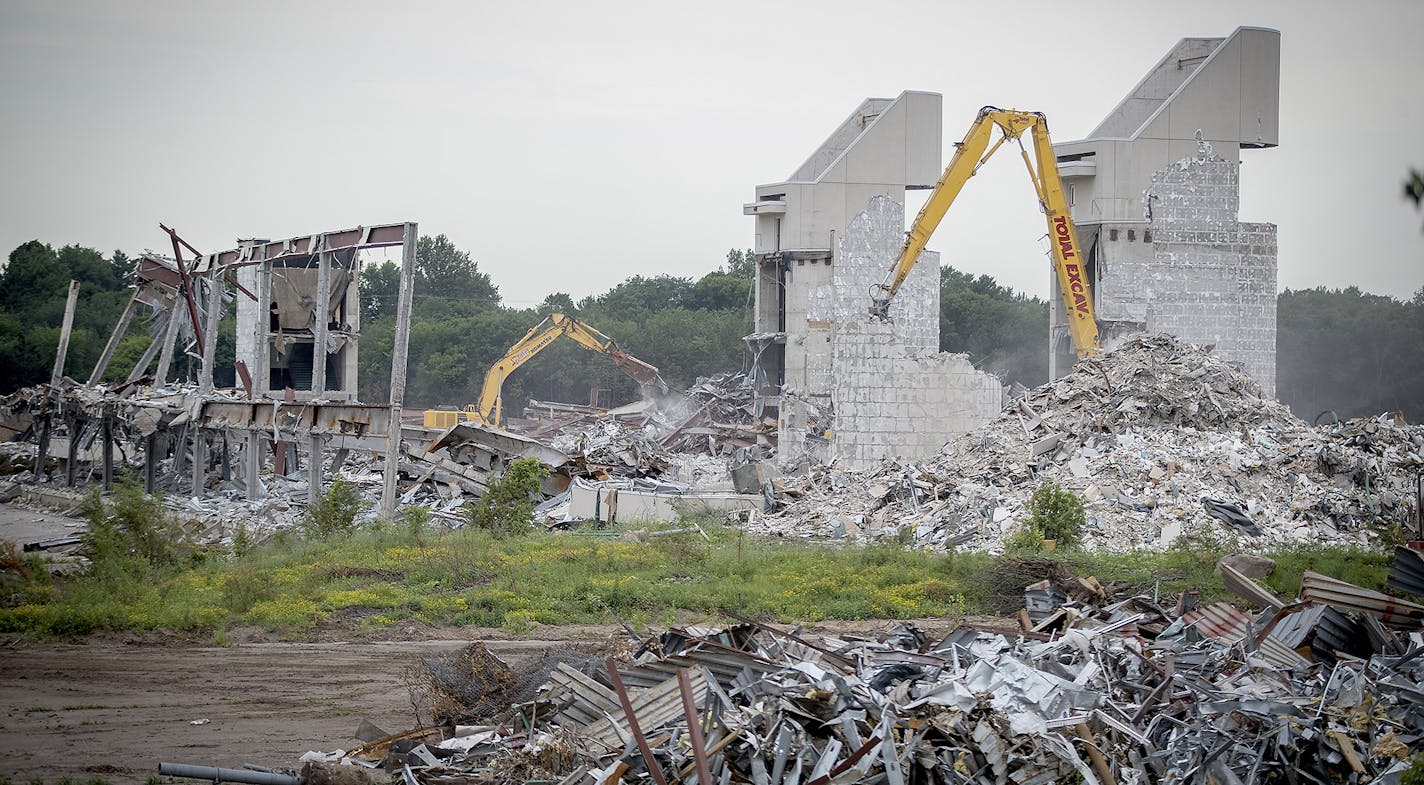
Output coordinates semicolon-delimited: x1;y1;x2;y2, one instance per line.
831;320;1001;468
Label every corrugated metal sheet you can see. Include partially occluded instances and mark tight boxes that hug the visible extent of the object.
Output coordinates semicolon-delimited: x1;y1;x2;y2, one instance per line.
1183;602;1253;644
1257;634;1312;669
1220;562;1286;610
1257;602;1366;665
1387;546;1424;599
1024;579;1068;625
1300;570;1424;628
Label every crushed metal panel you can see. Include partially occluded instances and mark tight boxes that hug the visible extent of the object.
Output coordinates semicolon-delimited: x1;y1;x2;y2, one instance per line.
1300;570;1424;628
1182;602;1253;644
1387;546;1424;599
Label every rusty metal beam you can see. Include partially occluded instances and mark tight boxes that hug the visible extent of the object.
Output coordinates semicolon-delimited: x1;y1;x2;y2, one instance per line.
194;223;411;272
607;658;668;785
161;224;206;357
676;669;713;785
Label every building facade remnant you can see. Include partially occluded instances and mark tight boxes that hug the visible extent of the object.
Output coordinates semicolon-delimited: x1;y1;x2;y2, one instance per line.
745;92;1003;469
1054;26;1280;393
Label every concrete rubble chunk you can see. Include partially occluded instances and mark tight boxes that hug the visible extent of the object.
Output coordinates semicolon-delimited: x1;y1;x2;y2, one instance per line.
1215;553;1276;580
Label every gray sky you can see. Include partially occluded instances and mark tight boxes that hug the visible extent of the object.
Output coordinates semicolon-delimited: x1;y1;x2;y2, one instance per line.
2;0;1421;307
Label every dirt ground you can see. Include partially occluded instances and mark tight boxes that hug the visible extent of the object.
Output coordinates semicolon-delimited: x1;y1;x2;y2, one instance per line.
0;635;587;783
0;501;973;783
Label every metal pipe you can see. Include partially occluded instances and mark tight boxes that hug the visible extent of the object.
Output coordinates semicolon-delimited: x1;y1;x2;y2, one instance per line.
157;762;298;785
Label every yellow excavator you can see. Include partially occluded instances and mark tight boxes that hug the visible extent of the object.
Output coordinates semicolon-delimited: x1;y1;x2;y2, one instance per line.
870;107;1101;357
423;312;668;429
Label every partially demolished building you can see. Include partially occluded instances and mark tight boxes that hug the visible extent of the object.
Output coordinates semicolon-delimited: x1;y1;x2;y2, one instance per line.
743;91;1003;470
1;223;428;527
1055;26;1280;394
745;27;1282;471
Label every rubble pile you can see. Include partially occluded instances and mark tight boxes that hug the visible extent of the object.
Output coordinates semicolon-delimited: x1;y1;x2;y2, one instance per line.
758;335;1424;552
655;372;773;455
548;421;670;478
301;559;1424;785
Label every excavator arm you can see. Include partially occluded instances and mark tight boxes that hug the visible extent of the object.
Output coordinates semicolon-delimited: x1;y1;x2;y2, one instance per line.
556;315;669;394
469;313;667;427
870;107;1100;357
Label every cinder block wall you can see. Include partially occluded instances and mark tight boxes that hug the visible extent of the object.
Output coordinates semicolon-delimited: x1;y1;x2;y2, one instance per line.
831;320;1002;467
1142;153;1278;394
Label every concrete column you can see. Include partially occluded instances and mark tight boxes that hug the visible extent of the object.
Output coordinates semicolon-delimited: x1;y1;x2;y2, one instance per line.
381;222;418;520
143;434;157;493
50;280;81;386
64;415;80;487
101;415;114;490
311;239;332;398
199;276;222;395
170;425;187;492
35;415;50;482
308;238;332;503
190;430;206;497
125;316;167;383
254;254;272;397
154;293;185;386
89;290;139;385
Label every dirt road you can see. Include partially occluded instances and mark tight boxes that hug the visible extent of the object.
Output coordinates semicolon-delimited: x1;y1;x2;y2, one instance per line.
0;637;570;782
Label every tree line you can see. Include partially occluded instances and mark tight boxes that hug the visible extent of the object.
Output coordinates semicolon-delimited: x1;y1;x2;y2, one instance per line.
1;236;1421;425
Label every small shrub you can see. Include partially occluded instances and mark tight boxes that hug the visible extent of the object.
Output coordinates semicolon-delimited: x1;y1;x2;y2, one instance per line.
1403;754;1424;785
400;506;432;544
466;457;548;535
221;565;272;613
302;479;369;538
81;479;189;583
501;609;536;634
1004;525;1045;554
231;521;253;557
1025;481;1085;547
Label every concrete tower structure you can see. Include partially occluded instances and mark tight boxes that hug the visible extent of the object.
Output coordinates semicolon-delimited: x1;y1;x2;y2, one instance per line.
1054;26;1281;393
745;91;1002;468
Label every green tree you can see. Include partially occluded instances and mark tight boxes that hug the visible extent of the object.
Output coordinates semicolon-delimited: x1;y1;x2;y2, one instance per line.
938;265;1048;386
1277;287;1424;421
466;457;548;534
685;271;752;312
538;292;576;315
416;234;499;306
1024;481;1085;547
0;241;67;312
724;248;756;279
359;259;401;322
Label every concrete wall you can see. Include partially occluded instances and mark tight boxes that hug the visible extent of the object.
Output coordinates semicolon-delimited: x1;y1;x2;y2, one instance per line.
748;93;1003;469
1052;26;1280;392
1142;152;1277;394
831;320;1001;467
1058;27;1279;225
822;196;1001;469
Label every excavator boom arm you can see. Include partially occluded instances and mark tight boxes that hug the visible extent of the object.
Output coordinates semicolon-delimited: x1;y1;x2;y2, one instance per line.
871;107;1100;357
471;313;667;427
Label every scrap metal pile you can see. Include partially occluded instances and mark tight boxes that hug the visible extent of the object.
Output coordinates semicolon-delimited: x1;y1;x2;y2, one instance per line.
756;335;1424;552
301;554;1424;785
529;373;772;474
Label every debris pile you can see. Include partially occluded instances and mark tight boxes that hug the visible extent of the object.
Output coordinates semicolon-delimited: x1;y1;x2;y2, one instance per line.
299;554;1424;785
758;335;1424;551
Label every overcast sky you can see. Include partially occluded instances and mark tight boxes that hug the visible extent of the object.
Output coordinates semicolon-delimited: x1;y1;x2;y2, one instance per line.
2;0;1420;307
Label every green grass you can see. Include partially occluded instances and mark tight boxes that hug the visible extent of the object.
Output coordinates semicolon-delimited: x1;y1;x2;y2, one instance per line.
0;515;1399;638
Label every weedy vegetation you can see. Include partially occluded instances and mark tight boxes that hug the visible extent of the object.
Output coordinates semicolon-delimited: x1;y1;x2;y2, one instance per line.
0;474;1398;638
